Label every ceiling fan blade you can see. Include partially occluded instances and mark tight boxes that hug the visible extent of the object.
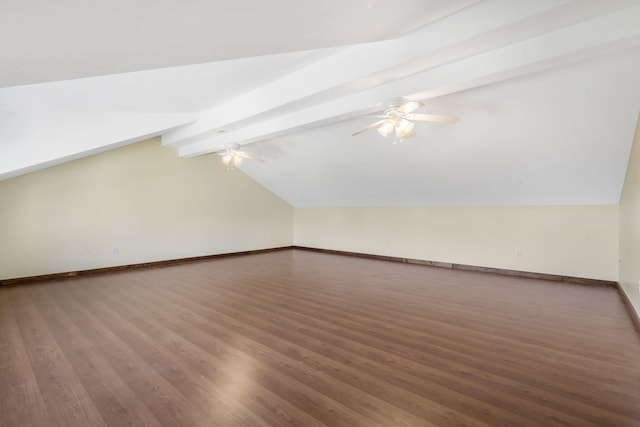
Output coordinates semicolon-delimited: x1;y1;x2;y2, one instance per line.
397;100;423;114
237;151;264;162
237;151;255;160
352;120;386;136
405;113;459;123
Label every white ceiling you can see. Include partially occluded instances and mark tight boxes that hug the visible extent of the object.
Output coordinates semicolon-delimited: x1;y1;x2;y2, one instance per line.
241;49;640;206
0;0;475;87
2;0;640;207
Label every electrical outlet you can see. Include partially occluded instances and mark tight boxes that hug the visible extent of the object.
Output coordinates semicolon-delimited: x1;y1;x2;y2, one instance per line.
113;247;119;255
516;249;523;258
637;280;640;293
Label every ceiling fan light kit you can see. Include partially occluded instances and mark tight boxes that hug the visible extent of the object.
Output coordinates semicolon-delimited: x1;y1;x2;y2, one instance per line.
216;143;262;169
221;153;243;167
353;98;458;142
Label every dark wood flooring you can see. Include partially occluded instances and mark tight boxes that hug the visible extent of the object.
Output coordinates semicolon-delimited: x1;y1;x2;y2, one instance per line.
1;249;639;426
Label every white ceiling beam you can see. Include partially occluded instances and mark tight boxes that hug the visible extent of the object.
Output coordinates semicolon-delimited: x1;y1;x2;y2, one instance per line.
163;0;619;149
178;3;640;158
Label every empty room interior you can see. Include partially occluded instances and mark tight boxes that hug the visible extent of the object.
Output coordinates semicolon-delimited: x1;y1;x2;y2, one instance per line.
2;1;640;426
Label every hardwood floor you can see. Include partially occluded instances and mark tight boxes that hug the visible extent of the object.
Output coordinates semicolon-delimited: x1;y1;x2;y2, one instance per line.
1;249;639;426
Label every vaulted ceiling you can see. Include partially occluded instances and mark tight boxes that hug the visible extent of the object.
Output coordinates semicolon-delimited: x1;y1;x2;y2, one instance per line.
2;0;640;207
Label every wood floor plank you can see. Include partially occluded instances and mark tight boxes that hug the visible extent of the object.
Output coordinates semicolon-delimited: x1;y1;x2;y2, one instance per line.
107;274;586;425
78;276;445;427
179;258;640;388
156;260;640;402
79;299;331;427
131;267;630;426
1;249;639;426
8;287;107;427
203;258;639;366
67;283;364;427
47;280;270;427
21;284;164;427
80;274;476;426
220;270;640;393
142;273;638;426
0;290;53;427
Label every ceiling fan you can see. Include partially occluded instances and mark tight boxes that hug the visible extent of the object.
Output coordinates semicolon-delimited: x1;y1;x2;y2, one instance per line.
216;143;263;168
352;98;458;140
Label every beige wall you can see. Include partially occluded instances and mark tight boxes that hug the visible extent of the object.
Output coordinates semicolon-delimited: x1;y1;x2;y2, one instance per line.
294;205;619;281
619;115;640;315
0;135;626;285
0;138;293;280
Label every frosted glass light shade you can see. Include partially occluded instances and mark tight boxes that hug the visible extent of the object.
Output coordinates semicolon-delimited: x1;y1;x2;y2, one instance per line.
377;120;394;137
395;119;414;137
